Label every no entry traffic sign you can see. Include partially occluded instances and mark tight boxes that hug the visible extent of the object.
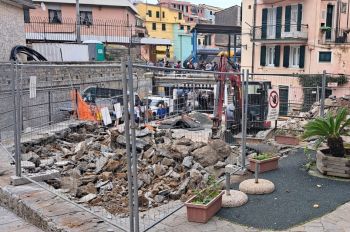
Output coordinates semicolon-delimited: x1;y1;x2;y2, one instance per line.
267;89;280;121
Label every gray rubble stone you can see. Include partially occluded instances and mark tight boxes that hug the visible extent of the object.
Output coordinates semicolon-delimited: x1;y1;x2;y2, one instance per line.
182;156;193;169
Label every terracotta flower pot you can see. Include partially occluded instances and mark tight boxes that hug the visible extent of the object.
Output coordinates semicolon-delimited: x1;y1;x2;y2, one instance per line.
249;156;279;173
275;135;299;146
185;191;224;223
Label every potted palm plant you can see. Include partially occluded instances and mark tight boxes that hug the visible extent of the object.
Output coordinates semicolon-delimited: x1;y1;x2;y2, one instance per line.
185;176;224;223
249;153;279;173
275;129;302;146
302;108;350;178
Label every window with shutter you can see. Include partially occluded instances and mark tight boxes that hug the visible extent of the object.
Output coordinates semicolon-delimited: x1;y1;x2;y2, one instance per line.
283;46;290;68
262;8;268;39
285;6;291;32
267;8;276;39
260;46;266;66
290;5;298;32
266;46;275;66
276;7;282;38
289;46;300;67
299;45;305;68
274;45;281;67
297;4;303;31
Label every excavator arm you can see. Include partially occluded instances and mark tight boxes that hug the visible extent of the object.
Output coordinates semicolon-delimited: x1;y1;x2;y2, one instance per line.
211;55;242;139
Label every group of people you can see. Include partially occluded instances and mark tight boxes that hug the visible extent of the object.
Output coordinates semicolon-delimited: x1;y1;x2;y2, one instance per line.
149;58;220;71
184;60;219;71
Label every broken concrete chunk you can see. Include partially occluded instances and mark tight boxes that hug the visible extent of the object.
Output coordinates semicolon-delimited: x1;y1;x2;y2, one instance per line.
189;169;202;184
182;156;193;169
55;161;70;167
95;156;109;174
39;158;55;168
192;145;218;167
116;135;151;151
214;161;226;169
22;152;41;167
161;157;175;166
154;195;165;203
21;161;35;170
79;193;97;203
153;164;167;177
74;141;86;158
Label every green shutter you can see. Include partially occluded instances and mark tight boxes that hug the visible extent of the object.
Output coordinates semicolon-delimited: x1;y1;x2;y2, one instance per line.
260;46;266;66
262;8;268;39
283;46;290;68
276;7;282;38
274;45;281;67
297;4;303;31
285;6;291;32
299;45;305;68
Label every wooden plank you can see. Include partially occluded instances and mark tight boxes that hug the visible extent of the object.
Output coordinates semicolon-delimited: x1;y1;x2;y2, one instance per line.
326;171;350;178
317;151;350;165
323;160;350;167
323;163;350;171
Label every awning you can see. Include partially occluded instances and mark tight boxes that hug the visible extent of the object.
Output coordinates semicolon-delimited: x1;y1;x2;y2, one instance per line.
140;38;172;46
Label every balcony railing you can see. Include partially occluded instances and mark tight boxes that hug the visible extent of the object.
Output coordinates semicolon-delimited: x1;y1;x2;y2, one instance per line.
25;17;143;43
320;28;350;44
253;24;308;41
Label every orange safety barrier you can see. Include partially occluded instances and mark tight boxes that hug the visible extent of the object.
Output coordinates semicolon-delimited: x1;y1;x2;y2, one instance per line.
71;90;100;121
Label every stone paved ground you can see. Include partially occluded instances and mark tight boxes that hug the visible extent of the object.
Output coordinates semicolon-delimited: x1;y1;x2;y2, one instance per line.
150;202;350;232
0;206;43;232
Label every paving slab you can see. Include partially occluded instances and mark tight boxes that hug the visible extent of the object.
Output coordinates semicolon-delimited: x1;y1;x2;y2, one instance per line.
0;206;43;232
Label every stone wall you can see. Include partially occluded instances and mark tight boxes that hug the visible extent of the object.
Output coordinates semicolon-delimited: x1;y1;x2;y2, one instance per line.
0;62;152;140
0;2;26;62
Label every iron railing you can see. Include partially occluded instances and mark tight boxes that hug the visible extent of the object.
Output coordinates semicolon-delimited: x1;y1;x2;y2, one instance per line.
320;28;350;44
253;24;308;41
25;17;145;43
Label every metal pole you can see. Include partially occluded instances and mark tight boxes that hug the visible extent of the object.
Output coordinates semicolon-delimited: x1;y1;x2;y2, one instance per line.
122;58;134;232
320;70;326;117
76;0;81;43
48;91;52;125
254;163;259;183
228;34;231;59
225;172;230;195
192;80;195;112
241;69;249;170
12;62;21;177
128;57;140;232
233;34;237;63
316;86;320;103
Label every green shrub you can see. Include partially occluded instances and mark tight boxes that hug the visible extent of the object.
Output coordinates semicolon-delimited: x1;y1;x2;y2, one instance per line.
192;176;221;205
302;108;350;157
253;153;274;160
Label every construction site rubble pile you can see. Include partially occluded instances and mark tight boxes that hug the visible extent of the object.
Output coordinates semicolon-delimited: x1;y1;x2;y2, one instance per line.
20;122;240;215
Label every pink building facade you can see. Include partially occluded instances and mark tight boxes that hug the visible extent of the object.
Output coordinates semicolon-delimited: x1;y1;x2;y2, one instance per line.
158;0;209;23
26;0;144;43
29;0;137;24
242;0;350;106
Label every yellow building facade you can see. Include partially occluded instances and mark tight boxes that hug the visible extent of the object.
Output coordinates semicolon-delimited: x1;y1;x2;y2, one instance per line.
136;3;186;61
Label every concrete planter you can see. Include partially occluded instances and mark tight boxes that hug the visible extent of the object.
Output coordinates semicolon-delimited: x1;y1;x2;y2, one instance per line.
316;150;350;178
249;156;279;173
185;191;224;223
275;135;299;146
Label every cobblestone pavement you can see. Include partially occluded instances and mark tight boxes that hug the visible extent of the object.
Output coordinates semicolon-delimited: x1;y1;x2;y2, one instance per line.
0;206;44;232
150;202;350;232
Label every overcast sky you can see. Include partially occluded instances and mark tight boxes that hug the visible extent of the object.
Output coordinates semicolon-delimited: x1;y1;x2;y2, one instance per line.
143;0;241;8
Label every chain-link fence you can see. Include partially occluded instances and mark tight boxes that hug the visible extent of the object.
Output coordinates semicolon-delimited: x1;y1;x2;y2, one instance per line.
2;59;350;231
